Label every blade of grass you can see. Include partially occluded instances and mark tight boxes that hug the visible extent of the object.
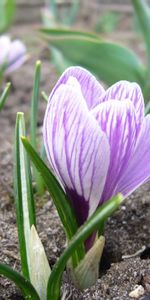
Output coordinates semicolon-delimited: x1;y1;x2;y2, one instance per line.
47;194;123;300
0;264;40;300
21;136;85;267
30;60;44;195
0;82;11;111
14;113;35;279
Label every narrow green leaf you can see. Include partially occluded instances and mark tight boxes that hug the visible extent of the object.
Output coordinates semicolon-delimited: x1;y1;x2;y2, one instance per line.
0;264;40;300
47;194;123;300
29;225;51;300
30;60;44;195
48;0;57;19
41;29;145;87
62;0;79;26
132;0;150;62
41;91;48;102
14;113;35;279
40;28;100;40
40;142;46;163
0;82;11;111
0;0;15;33
50;47;72;74
44;0;79;26
145;101;150;115
131;0;150;103
30;60;41;146
21;137;85;266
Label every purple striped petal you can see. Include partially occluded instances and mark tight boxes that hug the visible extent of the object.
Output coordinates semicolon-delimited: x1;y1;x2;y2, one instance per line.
92;99;137;203
43;81;110;225
0;35;10;66
116;115;150;197
100;81;144;134
50;66;105;110
5;40;26;75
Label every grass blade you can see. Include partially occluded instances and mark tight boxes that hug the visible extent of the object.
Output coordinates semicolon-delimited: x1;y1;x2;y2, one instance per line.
47;194;123;300
30;60;44;194
14;113;35;279
0;82;11;111
21;136;85;266
0;264;40;300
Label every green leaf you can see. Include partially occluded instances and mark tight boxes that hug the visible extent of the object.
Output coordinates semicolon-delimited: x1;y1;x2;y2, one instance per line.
40;29;101;74
50;47;73;74
61;0;80;26
40;28;100;40
71;235;105;290
0;82;11;111
41;91;48;102
41;28;145;87
47;194;123;300
30;61;41;147
42;0;79;26
94;11;120;34
145;101;150;115
0;263;40;300
14;113;35;279
29;225;51;300
40;142;46;163
131;0;150;102
21;137;85;266
0;0;15;33
30;61;45;195
132;0;150;62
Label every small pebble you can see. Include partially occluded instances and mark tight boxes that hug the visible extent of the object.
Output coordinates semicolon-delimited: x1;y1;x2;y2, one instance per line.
129;285;145;298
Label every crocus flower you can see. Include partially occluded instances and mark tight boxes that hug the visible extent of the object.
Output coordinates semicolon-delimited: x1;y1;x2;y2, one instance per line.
43;67;150;243
0;35;26;75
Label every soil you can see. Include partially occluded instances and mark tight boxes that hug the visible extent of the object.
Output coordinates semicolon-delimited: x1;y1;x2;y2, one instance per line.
0;13;150;300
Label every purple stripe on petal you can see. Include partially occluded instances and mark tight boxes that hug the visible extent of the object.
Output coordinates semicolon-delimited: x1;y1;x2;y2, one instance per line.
49;66;105;110
100;81;144;135
116;115;150;197
43;83;110;225
92;99;137;203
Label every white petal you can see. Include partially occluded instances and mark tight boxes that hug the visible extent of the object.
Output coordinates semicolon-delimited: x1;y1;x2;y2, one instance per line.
100;80;144;134
92;99;137;202
116;115;150;197
49;66;105;110
43;83;110;224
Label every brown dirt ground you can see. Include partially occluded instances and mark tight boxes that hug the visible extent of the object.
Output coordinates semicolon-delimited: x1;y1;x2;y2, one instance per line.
0;20;150;300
